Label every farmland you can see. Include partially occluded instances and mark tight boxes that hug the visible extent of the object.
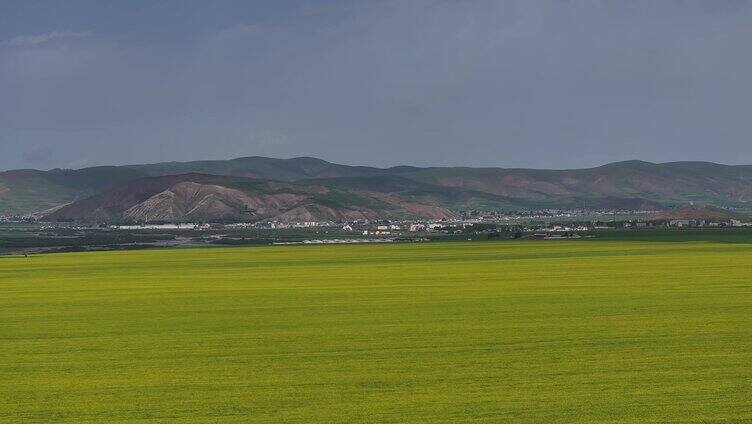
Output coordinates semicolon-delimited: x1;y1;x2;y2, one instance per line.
1;241;752;422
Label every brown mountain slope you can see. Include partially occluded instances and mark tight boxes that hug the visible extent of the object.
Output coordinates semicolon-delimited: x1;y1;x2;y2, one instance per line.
45;174;457;223
5;157;752;216
402;161;752;207
649;205;749;221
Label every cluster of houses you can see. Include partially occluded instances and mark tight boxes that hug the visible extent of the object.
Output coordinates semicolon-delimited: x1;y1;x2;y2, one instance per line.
669;218;752;228
110;223;211;230
5;206;752;241
361;223;443;235
104;215;752;236
0;214;36;223
625;219;752;228
459;208;658;221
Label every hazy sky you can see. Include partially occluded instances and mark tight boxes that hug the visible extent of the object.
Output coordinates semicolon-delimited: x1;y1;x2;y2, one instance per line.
2;0;752;171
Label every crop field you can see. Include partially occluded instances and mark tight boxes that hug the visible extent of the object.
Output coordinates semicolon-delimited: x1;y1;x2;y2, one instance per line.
1;241;752;423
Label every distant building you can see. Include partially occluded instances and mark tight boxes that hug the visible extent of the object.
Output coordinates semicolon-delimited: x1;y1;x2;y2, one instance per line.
409;223;425;232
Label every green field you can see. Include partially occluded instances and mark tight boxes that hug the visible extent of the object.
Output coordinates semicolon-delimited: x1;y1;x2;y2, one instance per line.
2;241;752;422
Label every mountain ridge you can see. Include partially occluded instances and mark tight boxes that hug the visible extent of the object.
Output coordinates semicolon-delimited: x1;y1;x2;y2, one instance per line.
12;157;751;175
45;173;458;223
3;156;752;220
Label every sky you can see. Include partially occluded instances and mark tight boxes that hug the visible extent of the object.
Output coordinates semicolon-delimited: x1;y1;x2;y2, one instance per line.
1;0;752;171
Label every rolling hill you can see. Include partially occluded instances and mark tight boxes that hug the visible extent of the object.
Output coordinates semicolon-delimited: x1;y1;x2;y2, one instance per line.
649;204;749;221
0;157;375;216
45;174;457;223
2;156;752;221
400;160;752;208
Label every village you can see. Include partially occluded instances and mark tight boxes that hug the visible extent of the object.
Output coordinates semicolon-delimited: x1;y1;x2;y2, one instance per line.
4;207;752;235
95;208;752;239
3;207;752;255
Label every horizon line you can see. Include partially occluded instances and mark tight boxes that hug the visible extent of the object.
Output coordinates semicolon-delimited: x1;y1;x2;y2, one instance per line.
2;156;751;174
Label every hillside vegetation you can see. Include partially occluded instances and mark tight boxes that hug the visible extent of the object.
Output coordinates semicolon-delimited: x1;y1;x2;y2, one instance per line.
3;156;752;220
45;174;457;223
649;204;748;221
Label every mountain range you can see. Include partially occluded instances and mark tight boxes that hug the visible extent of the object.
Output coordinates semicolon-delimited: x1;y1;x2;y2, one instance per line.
2;156;751;223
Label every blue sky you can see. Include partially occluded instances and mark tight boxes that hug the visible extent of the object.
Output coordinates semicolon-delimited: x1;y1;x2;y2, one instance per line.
1;1;752;170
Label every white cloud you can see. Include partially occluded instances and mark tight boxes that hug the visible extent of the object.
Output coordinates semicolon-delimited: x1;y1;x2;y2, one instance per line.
1;31;91;47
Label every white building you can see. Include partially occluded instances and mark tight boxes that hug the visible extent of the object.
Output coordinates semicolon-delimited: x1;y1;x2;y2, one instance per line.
409;223;425;232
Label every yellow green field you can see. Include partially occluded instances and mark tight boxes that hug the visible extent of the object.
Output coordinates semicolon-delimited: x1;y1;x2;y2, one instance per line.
1;241;752;422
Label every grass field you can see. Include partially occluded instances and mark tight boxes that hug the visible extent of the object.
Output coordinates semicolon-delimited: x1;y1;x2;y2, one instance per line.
2;241;752;422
